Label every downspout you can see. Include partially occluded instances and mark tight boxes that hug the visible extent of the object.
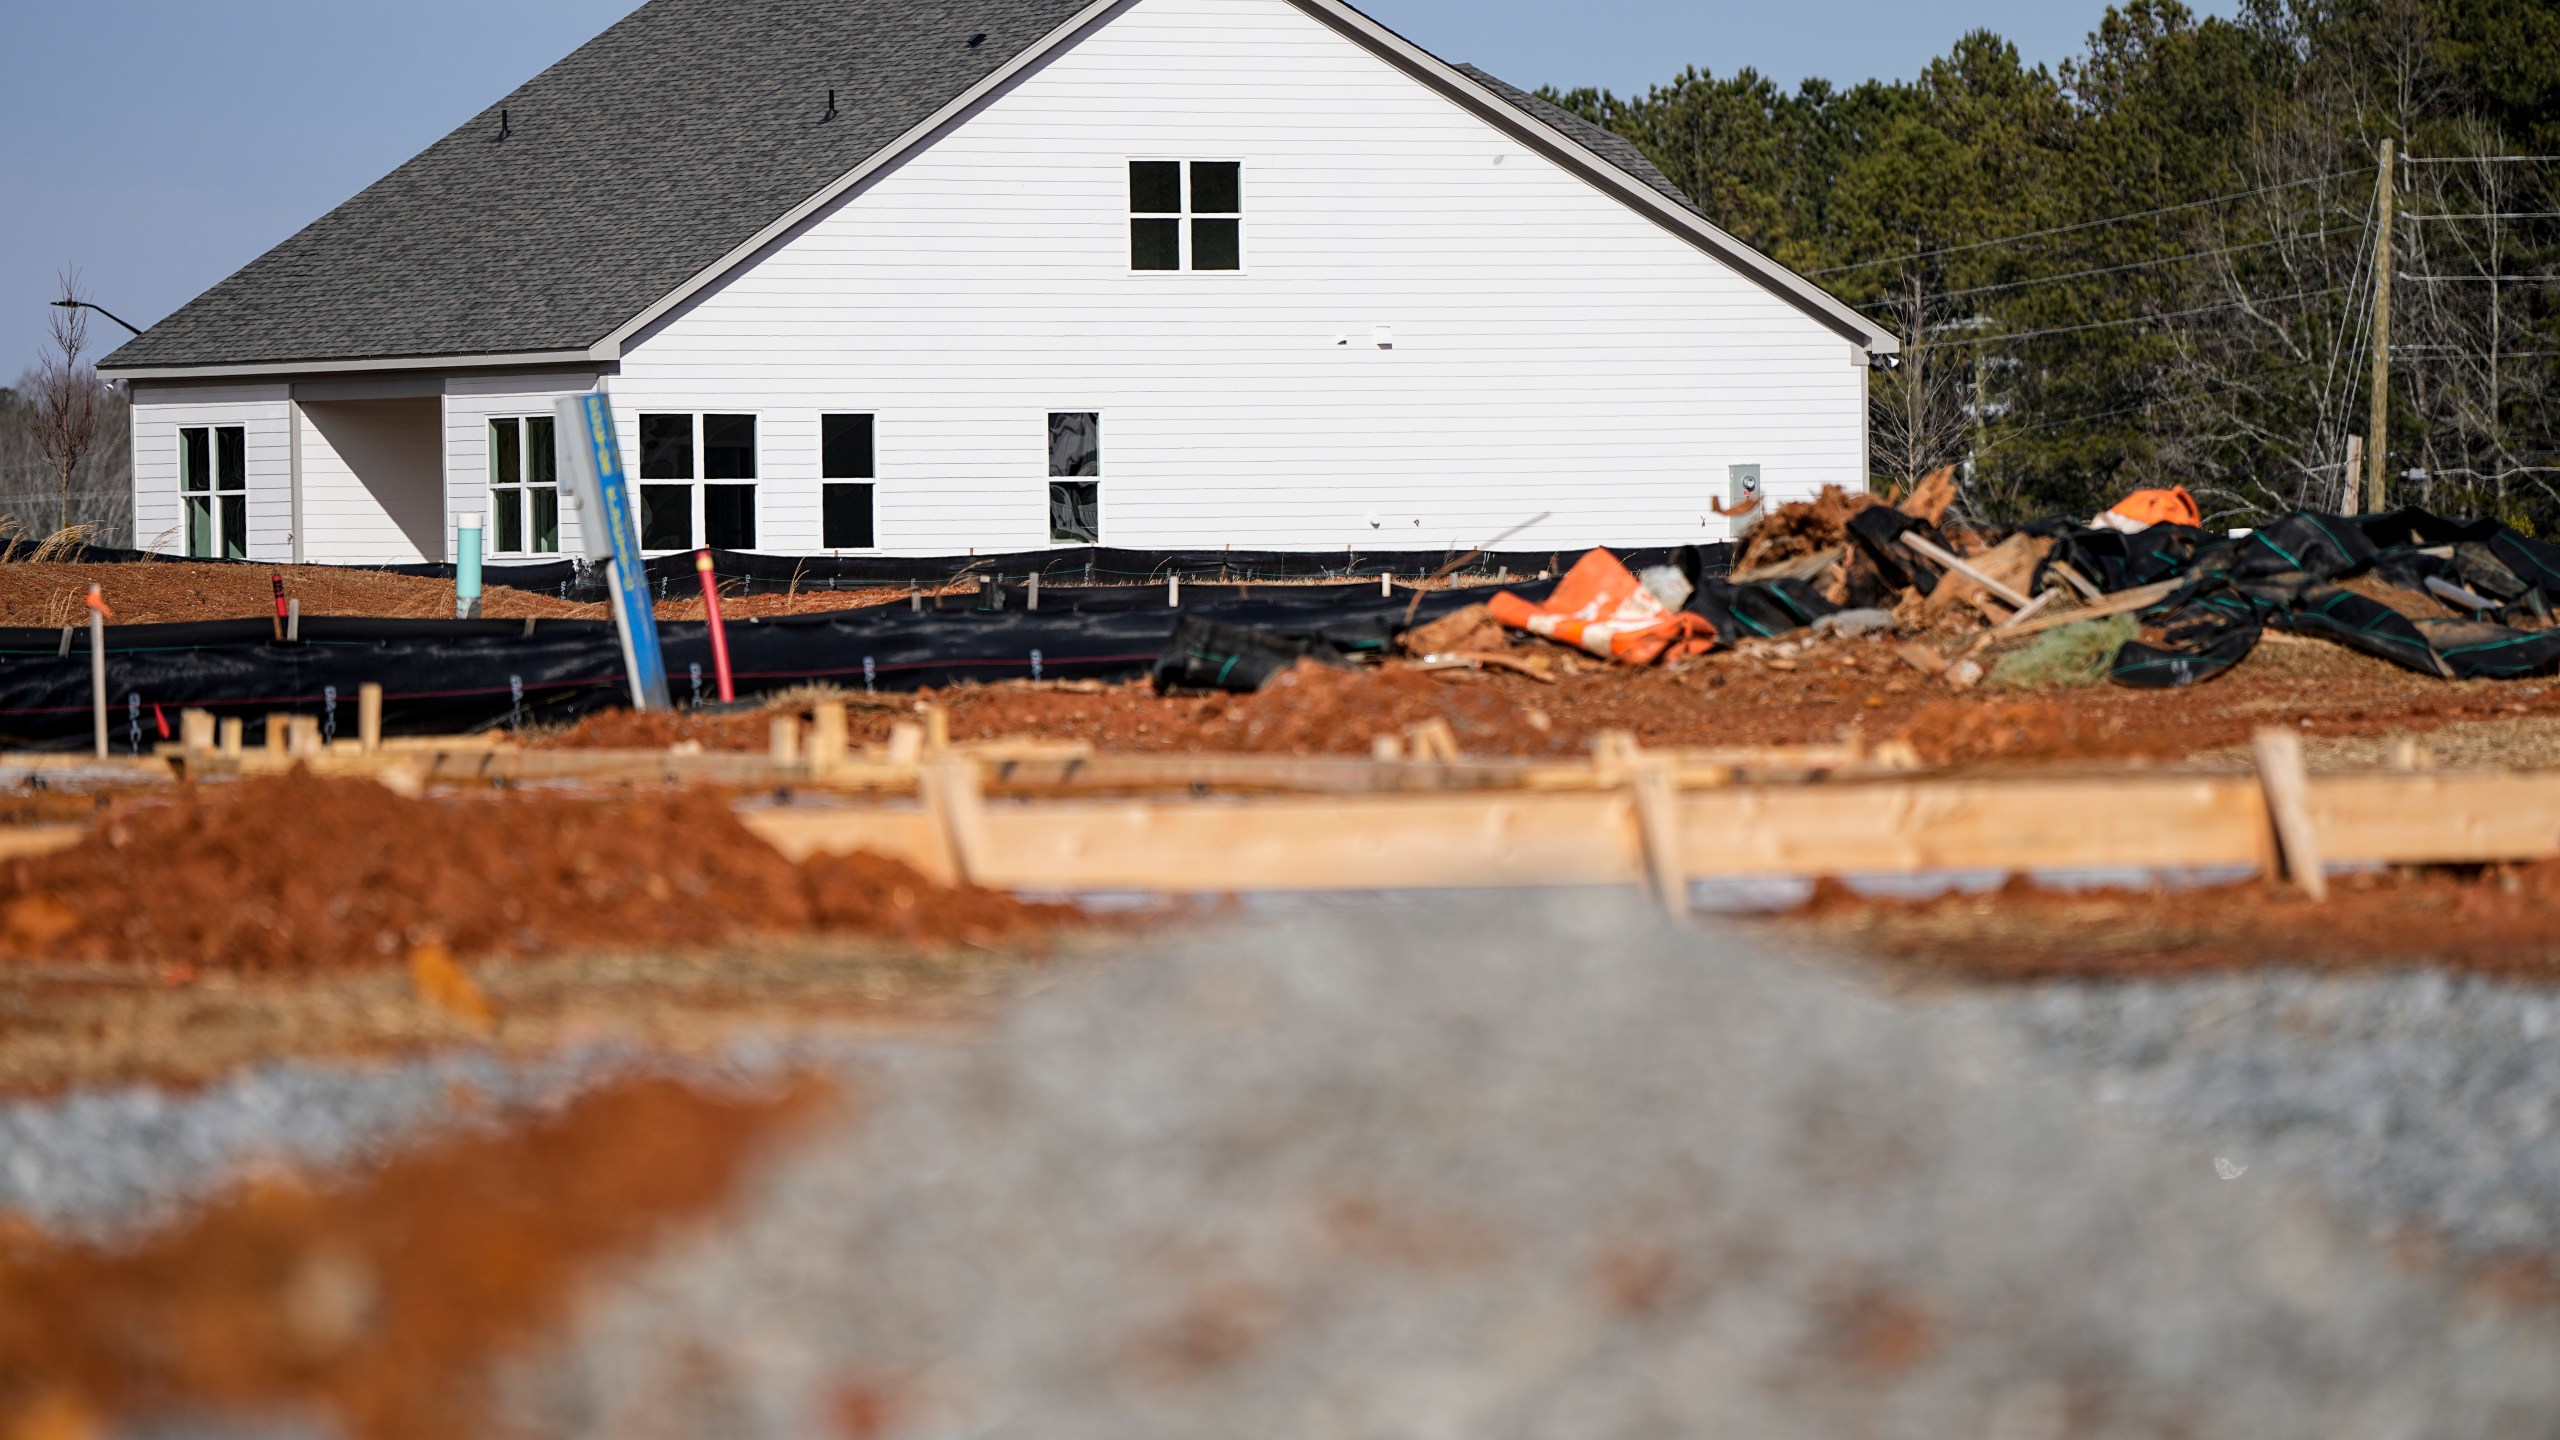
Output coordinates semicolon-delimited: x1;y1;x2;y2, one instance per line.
287;398;306;563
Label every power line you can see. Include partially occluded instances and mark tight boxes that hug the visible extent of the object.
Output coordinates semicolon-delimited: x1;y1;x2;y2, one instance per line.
2399;272;2560;282
2401;211;2560;222
2403;154;2560;165
1852;228;2363;311
1808;169;2369;278
1930;285;2348;348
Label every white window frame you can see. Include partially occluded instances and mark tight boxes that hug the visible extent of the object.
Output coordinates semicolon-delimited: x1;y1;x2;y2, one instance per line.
1046;409;1103;546
818;411;880;553
1126;157;1246;274
486;414;563;556
178;424;247;559
633;410;762;553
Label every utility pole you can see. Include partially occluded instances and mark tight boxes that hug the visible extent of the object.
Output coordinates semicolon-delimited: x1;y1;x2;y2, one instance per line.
2366;138;2395;513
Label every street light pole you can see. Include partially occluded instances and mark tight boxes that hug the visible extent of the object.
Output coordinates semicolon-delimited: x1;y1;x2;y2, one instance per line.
49;299;143;337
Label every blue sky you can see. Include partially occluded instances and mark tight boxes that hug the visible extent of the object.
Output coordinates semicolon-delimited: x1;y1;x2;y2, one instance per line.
0;0;2238;376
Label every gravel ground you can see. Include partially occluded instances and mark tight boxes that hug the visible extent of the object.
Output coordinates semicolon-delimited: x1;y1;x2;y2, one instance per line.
0;1037;856;1240
1971;969;2560;1262
491;892;2560;1438
10;893;2560;1437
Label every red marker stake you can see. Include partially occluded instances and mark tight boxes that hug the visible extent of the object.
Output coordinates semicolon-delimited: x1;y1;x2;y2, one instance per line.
694;549;735;703
270;574;288;642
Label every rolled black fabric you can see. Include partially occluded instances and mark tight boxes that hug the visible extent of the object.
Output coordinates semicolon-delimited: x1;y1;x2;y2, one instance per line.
1151;615;1351;694
1682;578;1841;642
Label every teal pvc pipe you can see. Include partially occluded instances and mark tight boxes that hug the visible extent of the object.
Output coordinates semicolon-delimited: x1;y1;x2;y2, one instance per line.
456;513;484;620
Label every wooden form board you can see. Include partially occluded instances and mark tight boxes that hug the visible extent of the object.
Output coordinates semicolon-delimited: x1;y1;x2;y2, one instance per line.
744;768;2549;893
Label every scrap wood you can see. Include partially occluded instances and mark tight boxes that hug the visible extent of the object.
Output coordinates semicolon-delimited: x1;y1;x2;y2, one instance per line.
1988;578;2185;643
1411;651;1559;683
1919;532;2048;614
1729;545;1844;586
2252;727;2327;900
1896;464;1959;526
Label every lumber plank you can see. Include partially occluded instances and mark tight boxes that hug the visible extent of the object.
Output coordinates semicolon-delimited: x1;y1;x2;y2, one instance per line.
2252;727;2327;899
1991;579;2183;642
1900;533;2035;608
0;825;83;860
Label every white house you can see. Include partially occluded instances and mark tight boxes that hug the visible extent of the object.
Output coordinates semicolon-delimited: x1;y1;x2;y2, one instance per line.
102;0;1896;566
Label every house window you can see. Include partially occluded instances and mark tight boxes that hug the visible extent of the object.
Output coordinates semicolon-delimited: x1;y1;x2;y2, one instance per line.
487;416;560;554
1129;160;1241;271
179;425;246;559
821;414;875;549
1048;412;1099;544
636;413;757;550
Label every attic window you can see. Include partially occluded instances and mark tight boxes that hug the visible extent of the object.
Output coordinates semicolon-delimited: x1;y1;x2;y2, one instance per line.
1130;161;1242;271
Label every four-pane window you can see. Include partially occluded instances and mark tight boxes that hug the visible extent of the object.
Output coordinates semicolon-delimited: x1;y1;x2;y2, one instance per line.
179;425;246;559
1130;160;1242;271
487;416;560;554
821;414;876;550
637;413;758;550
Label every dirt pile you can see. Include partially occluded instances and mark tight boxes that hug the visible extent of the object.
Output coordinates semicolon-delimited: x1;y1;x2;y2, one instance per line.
0;771;1083;969
0;1074;829;1440
1783;862;2560;979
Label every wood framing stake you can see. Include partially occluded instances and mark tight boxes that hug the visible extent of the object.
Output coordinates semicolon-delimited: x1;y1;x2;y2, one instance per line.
179;709;215;755
1404;717;1460;763
809;701;849;776
918;756;992;887
884;721;924;766
1629;756;1689;920
2252;726;2327;900
357;683;383;754
264;713;290;755
770;715;803;768
288;715;324;756
218;717;244;758
921;703;951;756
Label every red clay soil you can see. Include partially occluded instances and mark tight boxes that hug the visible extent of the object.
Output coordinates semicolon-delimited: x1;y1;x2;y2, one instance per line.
0;1073;831;1440
0;562;593;626
534;629;2560;766
1782;863;2560;980
0;771;1083;970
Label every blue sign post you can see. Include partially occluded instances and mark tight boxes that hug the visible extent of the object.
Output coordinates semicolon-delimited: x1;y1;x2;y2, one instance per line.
555;393;671;710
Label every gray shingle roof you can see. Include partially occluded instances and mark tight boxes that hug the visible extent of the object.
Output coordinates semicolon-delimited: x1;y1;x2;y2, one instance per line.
103;3;1747;373
105;0;1101;370
1451;66;1707;218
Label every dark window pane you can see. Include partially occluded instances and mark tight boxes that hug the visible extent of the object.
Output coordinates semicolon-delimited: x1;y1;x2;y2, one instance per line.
703;414;757;479
532;487;559;553
822;414;875;479
705;484;756;549
1047;412;1099;477
181;428;210;492
1129;160;1181;214
1192;218;1241;270
639;414;694;479
1131;218;1179;270
490;418;520;488
641;484;692;549
217;427;246;489
493;486;523;552
1048;481;1099;544
220;495;246;559
525;416;556;485
823;483;876;549
186;495;214;556
1190;161;1240;214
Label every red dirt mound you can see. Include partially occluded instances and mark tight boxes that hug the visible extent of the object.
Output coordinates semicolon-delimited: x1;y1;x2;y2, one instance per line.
0;1074;831;1440
0;771;1080;970
1782;862;2560;979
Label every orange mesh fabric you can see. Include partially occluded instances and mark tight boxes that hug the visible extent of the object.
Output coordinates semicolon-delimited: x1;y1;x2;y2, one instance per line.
2106;487;2202;529
1486;549;1717;665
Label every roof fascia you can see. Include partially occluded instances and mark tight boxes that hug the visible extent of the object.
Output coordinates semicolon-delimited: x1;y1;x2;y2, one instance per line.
1288;0;1898;354
593;0;1137;360
102;349;599;382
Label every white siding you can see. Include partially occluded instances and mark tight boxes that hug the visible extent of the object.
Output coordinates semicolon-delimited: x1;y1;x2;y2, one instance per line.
442;372;604;569
613;0;1866;556
296;398;443;564
128;385;291;558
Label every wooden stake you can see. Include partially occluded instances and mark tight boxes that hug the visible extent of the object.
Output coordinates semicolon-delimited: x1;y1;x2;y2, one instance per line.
179;709;216;754
2252;726;2327;900
218;717;244;757
809;701;849;776
264;713;290;755
1404;717;1460;763
918;757;993;887
1629;756;1689;919
770;715;803;767
922;704;950;755
289;715;323;756
357;683;383;754
884;721;924;766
